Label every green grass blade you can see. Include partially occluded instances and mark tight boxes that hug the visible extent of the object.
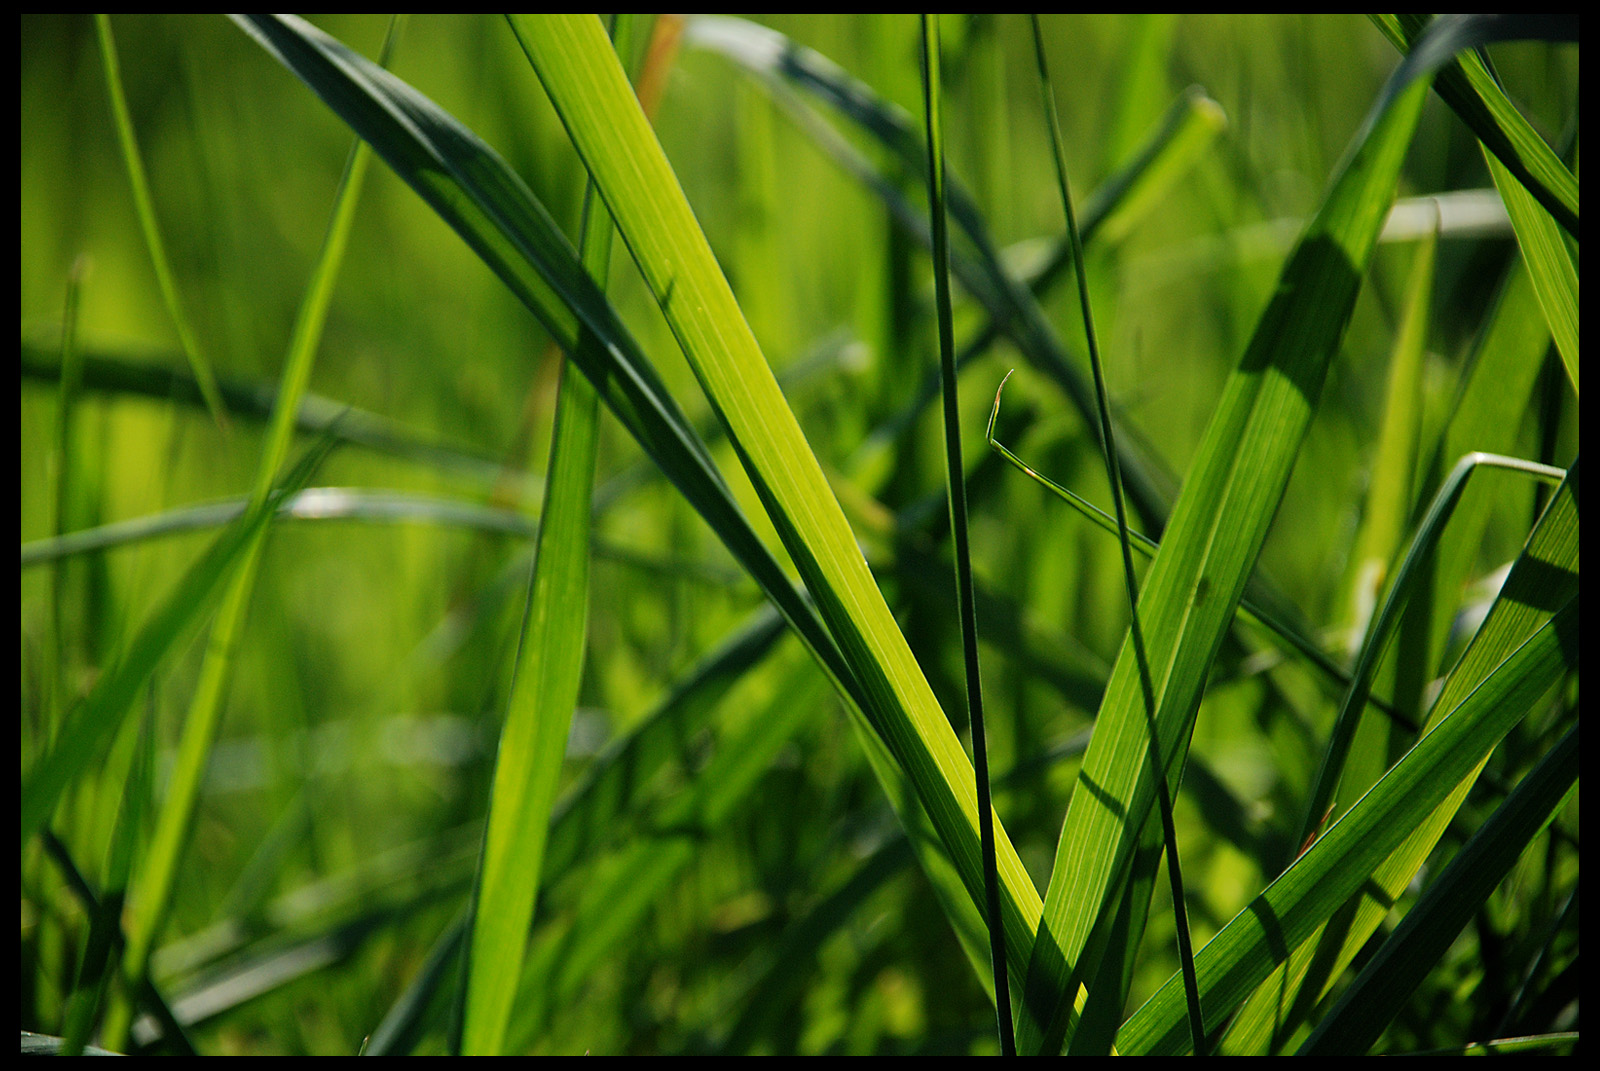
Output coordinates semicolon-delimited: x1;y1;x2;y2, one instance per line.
1486;150;1579;396
19;432;335;847
457;18;625;1049
1015;63;1431;1055
1219;458;1578;1054
512;12;1044;994
984;376;1409;729
1300;723;1577;1055
1118;594;1578;1056
1369;14;1578;239
100;20;400;1045
920;15;1011;1052
93;13;228;430
1030;13;1202;1052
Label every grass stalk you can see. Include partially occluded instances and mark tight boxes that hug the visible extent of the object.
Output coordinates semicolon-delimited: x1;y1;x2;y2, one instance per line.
93;13;228;430
919;14;1012;1053
1029;15;1204;1053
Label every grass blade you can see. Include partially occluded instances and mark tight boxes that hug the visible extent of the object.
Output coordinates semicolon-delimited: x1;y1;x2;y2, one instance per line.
456;16;628;1052
920;15;1011;1051
1118;594;1577;1055
1369;14;1578;239
1486;150;1579;396
1300;723;1577;1055
512;12;1045;992
1015;57;1431;1055
93;13;228;430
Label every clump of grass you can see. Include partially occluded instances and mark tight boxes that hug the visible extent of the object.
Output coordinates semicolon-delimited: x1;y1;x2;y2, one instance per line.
21;14;1577;1055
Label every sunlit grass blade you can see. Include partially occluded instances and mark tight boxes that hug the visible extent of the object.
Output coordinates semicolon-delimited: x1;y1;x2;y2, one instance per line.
1015;62;1431;1055
920;15;1011;1051
1369;14;1578;239
93;13;228;430
1119;593;1577;1056
1219;459;1578;1054
1486;150;1579;396
1300;722;1577;1055
512;12;1044;993
457;17;629;1051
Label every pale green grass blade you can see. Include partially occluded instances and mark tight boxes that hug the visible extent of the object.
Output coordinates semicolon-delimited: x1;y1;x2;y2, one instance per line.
1015;67;1431;1054
920;15;1012;1051
101;21;399;1044
1219;459;1578;1054
19;432;333;846
513;13;1044;995
1486;150;1579;396
1301;723;1576;1055
1369;14;1578;239
93;13;228;430
1118;594;1578;1056
458;15;623;1044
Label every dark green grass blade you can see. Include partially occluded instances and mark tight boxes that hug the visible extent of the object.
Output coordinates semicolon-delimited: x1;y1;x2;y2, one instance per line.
1300;723;1577;1055
1219;459;1579;1053
1015;62;1431;1055
1369;14;1578;239
1120;597;1578;1056
920;15;1011;1051
1030;14;1203;1052
1151;459;1579;1054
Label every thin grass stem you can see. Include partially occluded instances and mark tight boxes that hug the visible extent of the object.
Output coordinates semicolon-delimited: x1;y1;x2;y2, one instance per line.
1030;14;1203;1054
921;15;1012;1053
